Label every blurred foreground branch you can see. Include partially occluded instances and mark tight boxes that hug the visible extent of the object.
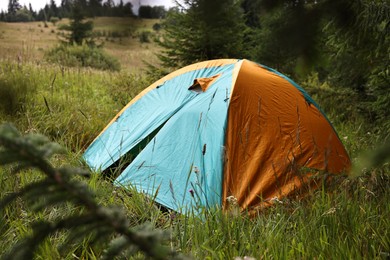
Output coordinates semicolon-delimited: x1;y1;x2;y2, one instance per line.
0;123;185;259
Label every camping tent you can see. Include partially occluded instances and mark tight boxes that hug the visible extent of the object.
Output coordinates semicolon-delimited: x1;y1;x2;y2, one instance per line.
83;59;351;213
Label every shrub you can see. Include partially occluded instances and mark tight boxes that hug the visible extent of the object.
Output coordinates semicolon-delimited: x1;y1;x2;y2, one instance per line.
57;23;68;30
45;44;121;71
50;17;59;25
153;23;162;32
139;31;151;43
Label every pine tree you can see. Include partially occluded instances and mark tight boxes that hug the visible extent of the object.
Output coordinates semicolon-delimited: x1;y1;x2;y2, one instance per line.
49;0;58;18
60;0;72;18
323;0;390;124
138;5;152;18
28;3;36;19
7;0;22;21
88;0;103;17
7;0;21;15
251;0;389;127
102;0;114;16
122;2;134;17
246;1;326;76
154;0;247;72
66;2;93;45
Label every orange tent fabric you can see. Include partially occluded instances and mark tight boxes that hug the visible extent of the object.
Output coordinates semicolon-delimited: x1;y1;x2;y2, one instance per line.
223;60;351;211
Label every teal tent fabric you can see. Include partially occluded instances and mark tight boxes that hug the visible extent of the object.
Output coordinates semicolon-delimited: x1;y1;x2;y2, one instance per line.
83;63;236;212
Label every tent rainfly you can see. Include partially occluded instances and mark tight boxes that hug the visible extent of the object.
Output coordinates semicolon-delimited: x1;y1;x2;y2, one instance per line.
83;59;351;214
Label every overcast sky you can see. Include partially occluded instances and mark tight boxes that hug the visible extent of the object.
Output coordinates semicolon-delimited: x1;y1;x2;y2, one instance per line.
0;0;177;12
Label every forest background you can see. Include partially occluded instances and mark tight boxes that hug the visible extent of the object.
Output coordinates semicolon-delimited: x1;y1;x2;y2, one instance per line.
0;0;389;259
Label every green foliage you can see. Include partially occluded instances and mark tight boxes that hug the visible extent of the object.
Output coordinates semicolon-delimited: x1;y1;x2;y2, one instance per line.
0;123;185;259
7;0;21;13
247;0;353;76
13;7;35;22
240;0;389;129
138;30;151;43
153;0;247;72
0;11;5;21
93;28;135;39
107;71;153;106
323;0;390;128
0;61;120;151
0;63;38;115
6;0;21;21
59;2;94;46
138;5;167;19
153;22;162;31
50;16;59;25
45;44;121;71
6;5;35;22
252;7;301;75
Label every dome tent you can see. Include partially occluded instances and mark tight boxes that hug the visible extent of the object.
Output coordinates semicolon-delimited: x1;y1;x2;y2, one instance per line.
83;59;350;213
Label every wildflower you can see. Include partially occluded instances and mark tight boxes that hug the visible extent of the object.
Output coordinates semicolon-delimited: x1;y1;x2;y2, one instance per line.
270;197;283;204
234;256;256;260
322;207;337;216
189;189;194;197
226;195;238;206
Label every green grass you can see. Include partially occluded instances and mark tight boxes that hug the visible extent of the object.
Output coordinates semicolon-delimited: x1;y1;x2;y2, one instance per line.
0;60;151;152
0;18;389;260
176;194;388;259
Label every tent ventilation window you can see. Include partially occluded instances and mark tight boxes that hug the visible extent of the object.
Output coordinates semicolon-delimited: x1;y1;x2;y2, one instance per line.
188;74;221;93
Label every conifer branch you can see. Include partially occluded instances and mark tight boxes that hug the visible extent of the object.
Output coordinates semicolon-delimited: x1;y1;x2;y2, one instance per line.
0;123;186;259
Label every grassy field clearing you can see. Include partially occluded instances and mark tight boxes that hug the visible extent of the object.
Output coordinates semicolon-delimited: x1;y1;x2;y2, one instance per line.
0;17;389;259
0;17;161;71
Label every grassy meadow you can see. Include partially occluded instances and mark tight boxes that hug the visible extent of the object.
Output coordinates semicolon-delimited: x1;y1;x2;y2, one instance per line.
0;17;389;259
0;17;161;71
